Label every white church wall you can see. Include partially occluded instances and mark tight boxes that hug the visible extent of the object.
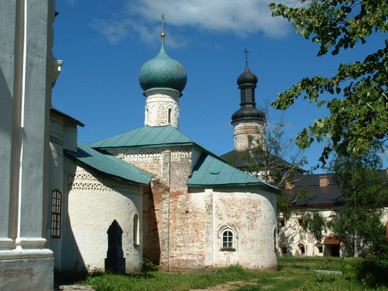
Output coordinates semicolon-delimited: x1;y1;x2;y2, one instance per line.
62;120;78;152
211;189;278;270
0;1;55;289
48;114;65;270
62;165;144;273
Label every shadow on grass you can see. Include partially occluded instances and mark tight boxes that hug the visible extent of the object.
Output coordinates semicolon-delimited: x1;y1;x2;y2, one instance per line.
54;271;90;286
55;259;160;287
54;270;157;287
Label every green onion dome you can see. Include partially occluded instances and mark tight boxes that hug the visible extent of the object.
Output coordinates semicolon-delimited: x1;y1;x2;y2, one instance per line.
139;37;187;93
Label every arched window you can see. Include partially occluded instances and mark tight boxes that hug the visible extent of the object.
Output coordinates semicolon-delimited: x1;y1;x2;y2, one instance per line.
297;242;306;255
167;108;172;124
248;138;253;149
315;242;323;254
273;226;277;251
51;189;62;238
279;245;288;255
133;214;139;246
220;227;236;251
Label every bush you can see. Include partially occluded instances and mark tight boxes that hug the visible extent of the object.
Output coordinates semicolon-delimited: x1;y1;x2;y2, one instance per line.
341;256;388;288
142;259;160;273
361;256;388;288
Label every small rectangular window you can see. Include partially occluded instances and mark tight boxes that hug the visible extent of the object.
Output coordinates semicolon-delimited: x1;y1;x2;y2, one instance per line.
51;190;62;238
133;214;139;246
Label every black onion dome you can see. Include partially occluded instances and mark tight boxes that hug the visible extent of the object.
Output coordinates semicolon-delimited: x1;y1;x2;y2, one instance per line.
237;65;258;86
231;106;265;122
232;63;265;123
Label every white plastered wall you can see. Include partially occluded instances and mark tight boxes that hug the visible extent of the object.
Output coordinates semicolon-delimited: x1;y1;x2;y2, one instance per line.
189;188;278;270
62;164;144;273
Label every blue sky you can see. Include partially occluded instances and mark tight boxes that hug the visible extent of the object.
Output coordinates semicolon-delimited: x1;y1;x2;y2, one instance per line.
52;0;387;172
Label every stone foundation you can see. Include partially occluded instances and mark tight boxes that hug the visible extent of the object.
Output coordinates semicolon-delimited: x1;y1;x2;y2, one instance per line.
0;249;54;291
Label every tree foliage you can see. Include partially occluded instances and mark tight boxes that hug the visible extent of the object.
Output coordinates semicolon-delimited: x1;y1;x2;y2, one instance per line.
330;150;388;256
301;211;327;242
269;0;388;164
224;113;308;218
235;115;308;188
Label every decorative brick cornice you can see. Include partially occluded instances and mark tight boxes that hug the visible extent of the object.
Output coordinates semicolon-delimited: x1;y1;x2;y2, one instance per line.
67;168;141;194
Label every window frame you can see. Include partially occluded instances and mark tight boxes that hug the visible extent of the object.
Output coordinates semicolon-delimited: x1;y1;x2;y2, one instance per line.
50;189;62;238
220;227;237;252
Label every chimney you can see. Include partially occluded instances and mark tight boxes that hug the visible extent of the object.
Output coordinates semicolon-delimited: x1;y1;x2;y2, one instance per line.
319;175;329;188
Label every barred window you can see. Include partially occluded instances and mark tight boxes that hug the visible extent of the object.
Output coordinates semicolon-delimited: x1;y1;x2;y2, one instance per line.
51;189;62;238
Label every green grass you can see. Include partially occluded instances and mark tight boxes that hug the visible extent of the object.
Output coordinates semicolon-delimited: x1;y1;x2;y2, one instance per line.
58;257;388;291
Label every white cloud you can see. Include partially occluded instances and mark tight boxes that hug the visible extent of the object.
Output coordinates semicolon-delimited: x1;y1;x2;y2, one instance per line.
91;19;130;45
126;0;289;38
92;0;290;45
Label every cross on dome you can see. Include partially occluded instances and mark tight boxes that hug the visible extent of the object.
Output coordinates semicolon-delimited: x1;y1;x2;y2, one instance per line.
243;48;250;64
161;14;166;38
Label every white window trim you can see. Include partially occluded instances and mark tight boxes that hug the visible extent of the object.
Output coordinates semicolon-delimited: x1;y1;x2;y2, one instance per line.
219;227;237;252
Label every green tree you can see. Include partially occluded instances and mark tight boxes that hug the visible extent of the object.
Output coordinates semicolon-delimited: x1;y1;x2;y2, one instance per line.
300;211;327;242
235;115;307;188
330;150;388;257
269;0;388;164
223;113;308;219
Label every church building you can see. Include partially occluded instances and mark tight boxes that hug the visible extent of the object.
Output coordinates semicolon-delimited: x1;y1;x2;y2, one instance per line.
0;3;279;288
49;24;279;273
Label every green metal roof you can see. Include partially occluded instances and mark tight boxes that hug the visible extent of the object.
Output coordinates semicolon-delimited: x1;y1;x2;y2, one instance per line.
188;154;280;192
91;125;194;149
65;142;151;185
90;125;278;193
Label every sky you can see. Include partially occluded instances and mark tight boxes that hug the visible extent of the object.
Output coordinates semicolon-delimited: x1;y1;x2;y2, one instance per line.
52;0;387;172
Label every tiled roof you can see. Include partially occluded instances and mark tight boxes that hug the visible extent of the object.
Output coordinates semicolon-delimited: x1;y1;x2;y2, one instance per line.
91;125;193;149
290;170;388;207
188;153;279;192
65;142;151;185
220;149;297;170
289;173;342;206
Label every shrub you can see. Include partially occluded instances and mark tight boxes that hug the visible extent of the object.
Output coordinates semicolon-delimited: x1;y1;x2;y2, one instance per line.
142;259;160;273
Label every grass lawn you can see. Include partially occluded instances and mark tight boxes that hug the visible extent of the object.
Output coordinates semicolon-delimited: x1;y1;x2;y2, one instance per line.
57;257;388;290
